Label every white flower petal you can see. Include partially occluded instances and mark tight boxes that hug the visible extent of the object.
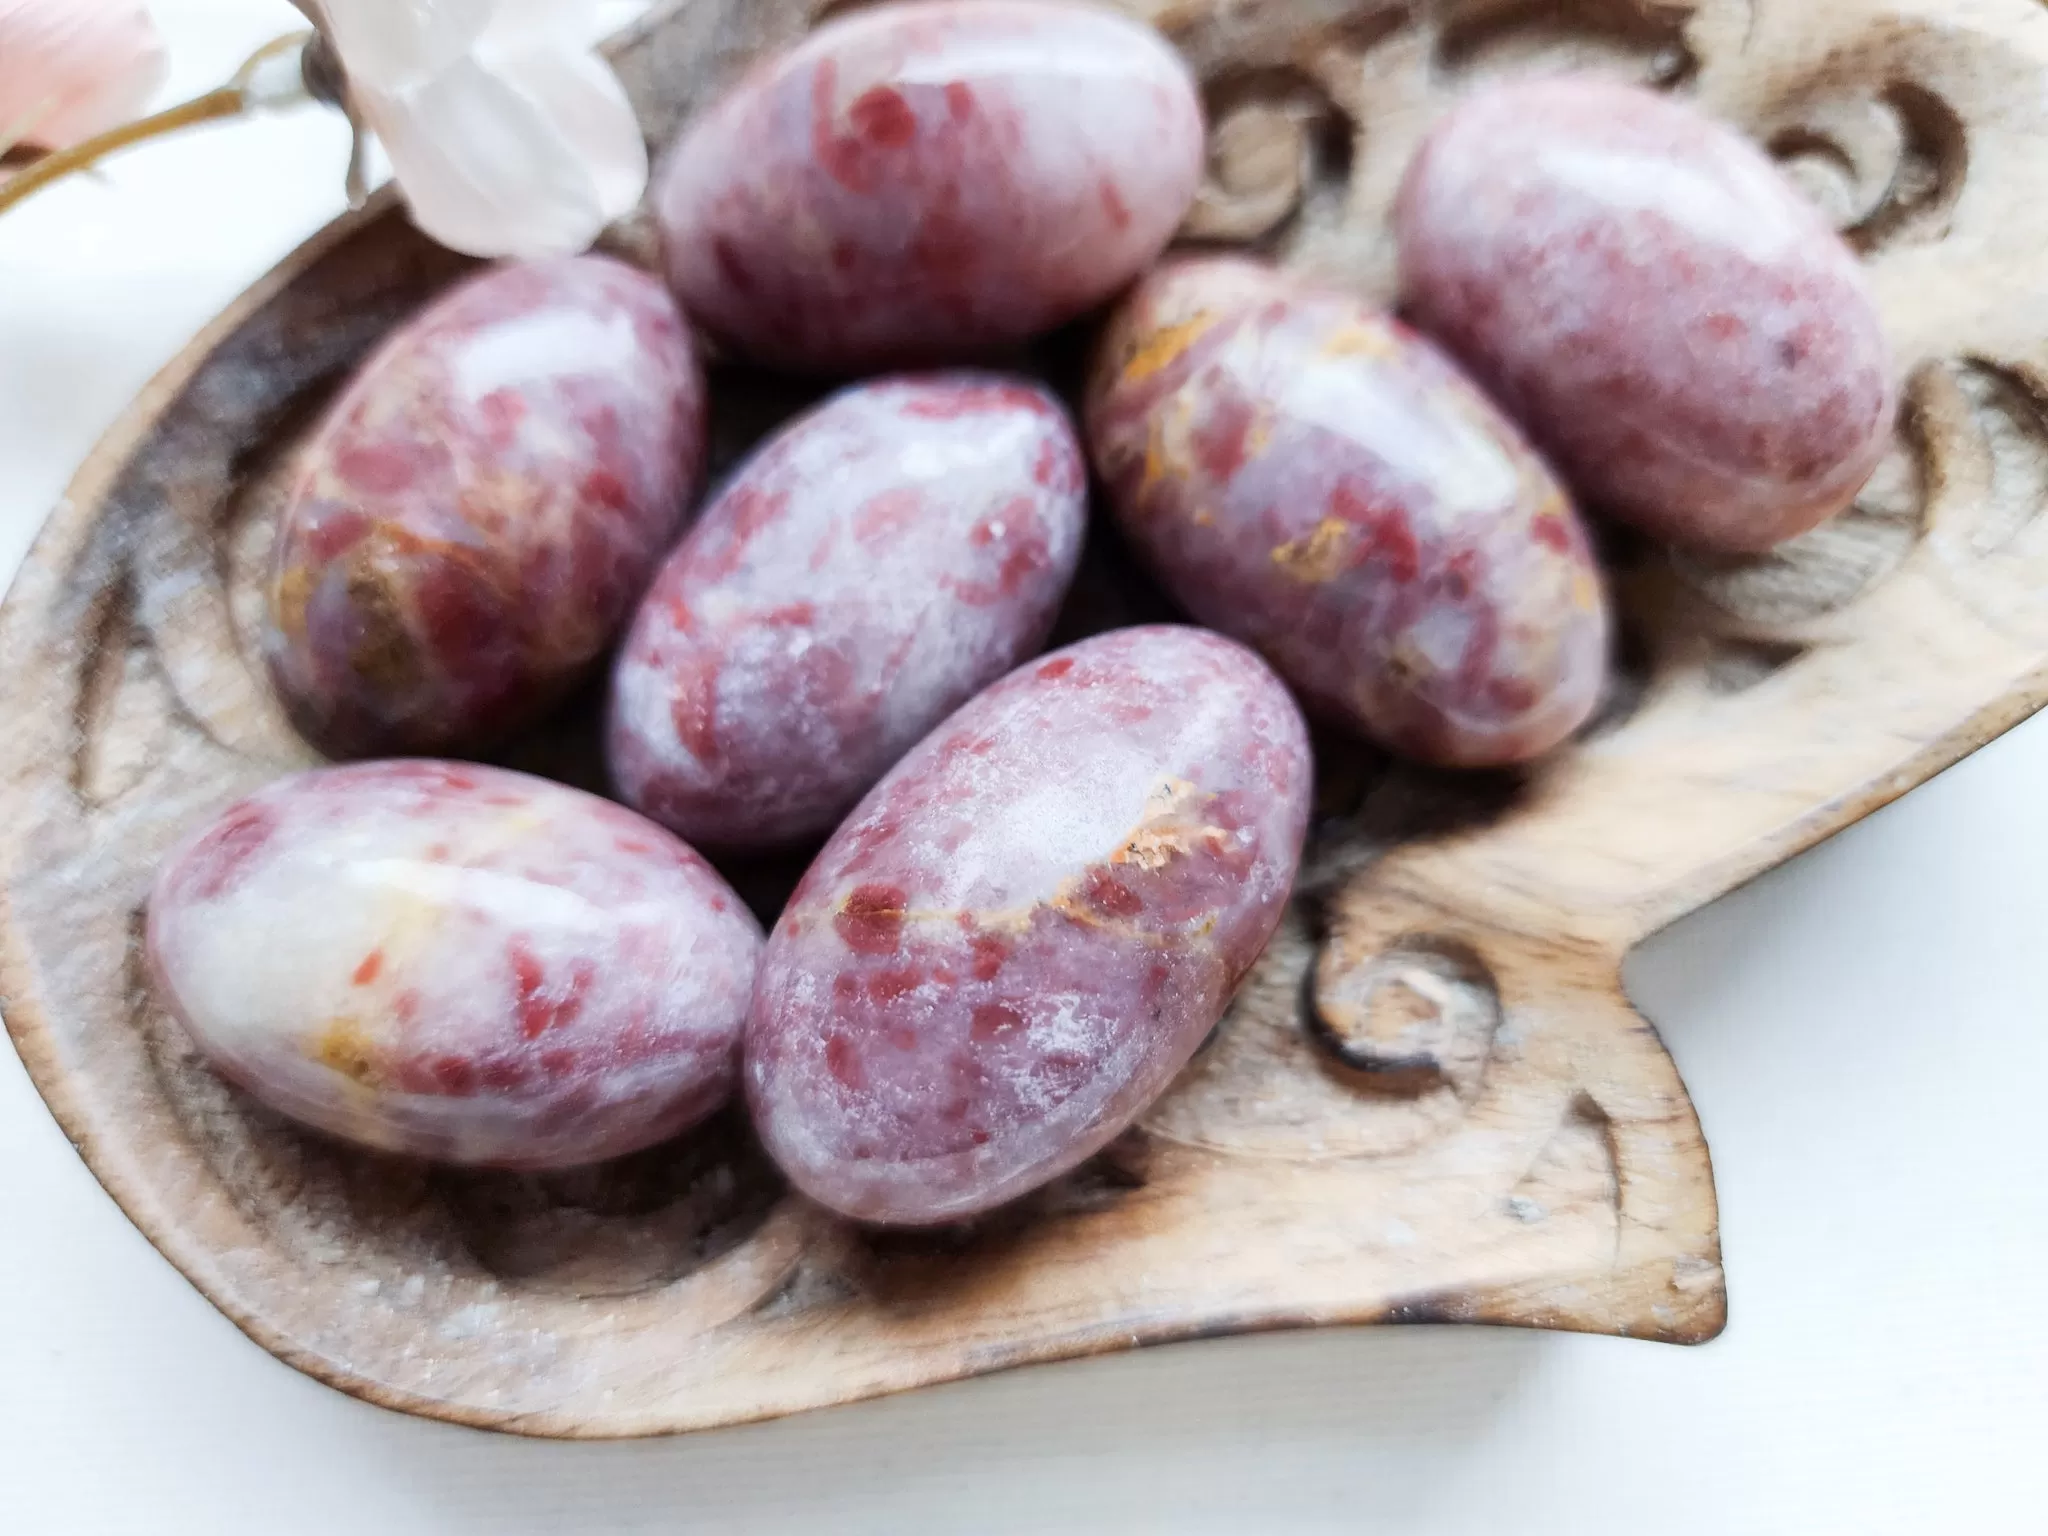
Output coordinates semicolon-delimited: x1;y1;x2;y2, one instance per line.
487;0;622;48
313;0;498;93
0;0;167;150
472;25;647;221
311;0;650;257
358;55;625;259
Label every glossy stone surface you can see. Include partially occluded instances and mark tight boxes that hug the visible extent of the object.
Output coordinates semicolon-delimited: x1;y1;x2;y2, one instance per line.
608;373;1086;852
265;256;706;757
653;0;1205;373
1396;75;1896;553
746;626;1312;1226
1087;256;1610;768
147;762;763;1169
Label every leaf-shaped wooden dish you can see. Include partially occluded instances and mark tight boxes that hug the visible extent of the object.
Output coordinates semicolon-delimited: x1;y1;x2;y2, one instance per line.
7;0;2048;1438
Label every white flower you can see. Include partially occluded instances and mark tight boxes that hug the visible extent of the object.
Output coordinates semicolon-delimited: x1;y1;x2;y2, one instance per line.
296;0;648;260
0;0;168;151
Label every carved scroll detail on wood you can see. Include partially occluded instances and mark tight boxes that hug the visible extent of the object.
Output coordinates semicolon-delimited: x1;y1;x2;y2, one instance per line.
1434;0;1703;86
1769;82;1967;251
1918;356;2048;647
1182;67;1356;246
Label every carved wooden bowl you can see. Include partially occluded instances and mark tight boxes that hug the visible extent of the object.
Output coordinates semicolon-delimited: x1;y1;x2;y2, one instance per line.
6;0;2047;1438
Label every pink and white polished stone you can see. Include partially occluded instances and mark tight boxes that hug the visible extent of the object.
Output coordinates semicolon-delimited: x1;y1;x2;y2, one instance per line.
147;762;763;1169
264;256;707;757
653;0;1206;372
607;372;1087;852
746;626;1313;1226
1396;76;1896;553
1089;256;1610;769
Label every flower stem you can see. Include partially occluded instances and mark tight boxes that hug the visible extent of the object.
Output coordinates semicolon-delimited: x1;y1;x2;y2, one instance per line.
0;89;245;217
0;33;313;219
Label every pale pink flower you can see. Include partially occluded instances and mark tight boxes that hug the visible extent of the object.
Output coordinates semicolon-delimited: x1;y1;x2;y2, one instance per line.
0;0;168;151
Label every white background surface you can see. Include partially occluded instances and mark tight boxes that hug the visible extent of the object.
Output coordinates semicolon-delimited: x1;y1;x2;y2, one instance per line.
3;4;2044;1531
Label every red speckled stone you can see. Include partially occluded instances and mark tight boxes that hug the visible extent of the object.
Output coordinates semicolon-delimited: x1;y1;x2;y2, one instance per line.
1396;76;1896;552
1087;256;1610;769
746;626;1312;1226
265;256;707;757
147;762;762;1169
608;373;1086;852
653;0;1205;373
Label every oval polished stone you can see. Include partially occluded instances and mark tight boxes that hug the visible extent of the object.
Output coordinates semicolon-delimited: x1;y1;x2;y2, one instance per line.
1396;75;1896;553
608;372;1087;852
1088;256;1611;768
746;626;1312;1226
147;762;763;1169
264;256;707;757
654;0;1206;373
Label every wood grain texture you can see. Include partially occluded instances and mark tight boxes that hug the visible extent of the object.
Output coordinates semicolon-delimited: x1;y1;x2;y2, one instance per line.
5;0;2048;1438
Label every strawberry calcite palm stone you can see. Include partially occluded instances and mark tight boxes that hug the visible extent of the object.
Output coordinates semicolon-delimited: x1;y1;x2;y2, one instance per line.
608;372;1087;852
654;0;1206;372
1396;76;1896;552
146;762;763;1169
1089;257;1610;768
746;626;1313;1226
264;256;707;757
